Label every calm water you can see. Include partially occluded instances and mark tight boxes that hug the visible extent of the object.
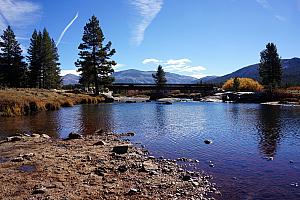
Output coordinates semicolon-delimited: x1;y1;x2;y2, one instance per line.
1;102;300;199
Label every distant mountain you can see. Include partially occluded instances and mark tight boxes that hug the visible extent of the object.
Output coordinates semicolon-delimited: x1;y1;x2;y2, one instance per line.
114;69;197;84
198;57;300;85
62;74;80;85
192;76;219;84
61;69;197;85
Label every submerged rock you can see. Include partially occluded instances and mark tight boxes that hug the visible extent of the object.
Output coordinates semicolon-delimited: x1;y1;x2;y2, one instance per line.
204;139;213;144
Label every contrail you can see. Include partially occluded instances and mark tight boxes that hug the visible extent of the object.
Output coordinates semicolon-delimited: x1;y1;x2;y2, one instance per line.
56;12;78;47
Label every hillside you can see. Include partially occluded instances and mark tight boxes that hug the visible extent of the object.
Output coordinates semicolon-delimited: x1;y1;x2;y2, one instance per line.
113;69;197;84
62;69;197;85
197;57;300;85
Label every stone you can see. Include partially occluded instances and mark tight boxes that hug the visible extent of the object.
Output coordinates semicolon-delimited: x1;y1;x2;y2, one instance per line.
67;132;83;140
209;163;215;168
95;129;104;134
22;153;35;159
127;188;138;195
126;132;135;136
41;134;51;139
6;136;22;142
93;141;106;146
142;161;158;172
95;167;106;176
289;160;294;164
31;134;40;138
112;145;130;154
32;186;47;194
182;175;191;181
204;139;213;144
11;157;24;162
117;165;128;173
192;181;200;187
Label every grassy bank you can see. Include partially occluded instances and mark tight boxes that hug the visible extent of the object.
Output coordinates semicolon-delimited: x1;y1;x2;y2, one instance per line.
0;89;105;117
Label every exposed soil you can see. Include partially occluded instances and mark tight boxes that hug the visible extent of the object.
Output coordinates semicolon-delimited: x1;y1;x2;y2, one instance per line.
0;132;219;200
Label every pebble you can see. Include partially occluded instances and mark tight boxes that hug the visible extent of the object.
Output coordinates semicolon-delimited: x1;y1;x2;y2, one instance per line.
32;186;47;194
192;181;200;186
127;188;138;195
93;141;106;146
11;157;24;162
41;134;51;139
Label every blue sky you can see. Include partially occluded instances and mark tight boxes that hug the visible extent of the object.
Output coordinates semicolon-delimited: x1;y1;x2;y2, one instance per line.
0;0;300;78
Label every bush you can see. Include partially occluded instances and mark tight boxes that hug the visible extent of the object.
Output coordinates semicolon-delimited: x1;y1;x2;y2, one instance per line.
222;78;263;92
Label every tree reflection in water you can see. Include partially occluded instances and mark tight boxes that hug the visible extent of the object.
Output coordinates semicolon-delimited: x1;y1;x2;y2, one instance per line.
256;105;282;157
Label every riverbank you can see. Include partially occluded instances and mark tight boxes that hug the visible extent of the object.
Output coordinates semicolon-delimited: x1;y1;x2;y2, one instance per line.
0;132;218;200
0;89;106;117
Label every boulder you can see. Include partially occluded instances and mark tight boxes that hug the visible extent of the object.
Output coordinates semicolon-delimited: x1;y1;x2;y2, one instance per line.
112;145;130;154
41;134;51;139
67;132;83;140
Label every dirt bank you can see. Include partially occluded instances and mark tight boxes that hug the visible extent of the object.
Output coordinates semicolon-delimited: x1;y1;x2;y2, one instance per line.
0;132;219;200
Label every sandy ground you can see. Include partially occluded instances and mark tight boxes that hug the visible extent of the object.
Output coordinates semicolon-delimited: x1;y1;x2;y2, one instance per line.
0;132;219;200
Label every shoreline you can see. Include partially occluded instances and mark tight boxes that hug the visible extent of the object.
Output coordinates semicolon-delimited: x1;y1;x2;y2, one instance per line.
0;132;219;200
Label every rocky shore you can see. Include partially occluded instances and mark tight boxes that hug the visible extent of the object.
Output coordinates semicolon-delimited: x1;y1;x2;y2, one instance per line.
0;132;219;200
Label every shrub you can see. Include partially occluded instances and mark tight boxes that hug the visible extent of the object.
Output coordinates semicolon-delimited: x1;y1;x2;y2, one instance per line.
222;78;263;92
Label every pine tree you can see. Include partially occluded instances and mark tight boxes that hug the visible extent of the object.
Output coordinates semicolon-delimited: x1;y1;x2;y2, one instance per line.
259;43;282;91
75;15;116;94
0;26;27;87
152;65;167;86
27;29;61;89
27;30;42;88
233;77;240;92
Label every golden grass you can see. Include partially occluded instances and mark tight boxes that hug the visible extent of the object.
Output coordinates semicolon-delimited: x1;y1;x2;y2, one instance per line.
0;88;105;117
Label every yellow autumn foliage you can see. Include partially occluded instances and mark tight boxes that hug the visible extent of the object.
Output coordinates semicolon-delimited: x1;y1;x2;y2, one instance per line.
222;78;263;92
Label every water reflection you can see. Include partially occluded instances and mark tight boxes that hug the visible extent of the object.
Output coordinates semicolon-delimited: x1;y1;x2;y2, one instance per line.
256;105;282;157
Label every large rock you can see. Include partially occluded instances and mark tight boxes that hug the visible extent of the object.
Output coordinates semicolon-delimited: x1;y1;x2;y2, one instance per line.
6;136;22;142
67;132;83;140
112;145;130;154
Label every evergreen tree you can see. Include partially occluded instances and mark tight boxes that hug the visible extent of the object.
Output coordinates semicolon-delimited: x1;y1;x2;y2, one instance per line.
152;65;167;86
0;26;27;87
75;15;116;94
233;77;240;92
27;29;61;89
259;43;282;91
27;30;42;88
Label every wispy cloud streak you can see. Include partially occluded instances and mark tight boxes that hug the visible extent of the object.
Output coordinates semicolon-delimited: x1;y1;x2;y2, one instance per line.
0;0;40;31
256;0;286;22
56;12;79;47
130;0;163;46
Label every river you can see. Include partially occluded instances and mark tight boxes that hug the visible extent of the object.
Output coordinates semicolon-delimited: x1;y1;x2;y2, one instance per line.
1;102;300;199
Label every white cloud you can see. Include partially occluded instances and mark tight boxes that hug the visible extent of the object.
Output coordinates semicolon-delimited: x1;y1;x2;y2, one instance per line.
142;58;161;64
165;58;191;65
114;63;126;71
60;70;80;76
256;0;272;10
142;58;207;78
275;15;286;22
0;0;40;31
56;12;79;47
129;0;163;46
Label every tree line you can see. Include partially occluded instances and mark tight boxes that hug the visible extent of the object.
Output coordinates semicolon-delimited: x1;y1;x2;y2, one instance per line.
0;26;61;89
0;14;284;94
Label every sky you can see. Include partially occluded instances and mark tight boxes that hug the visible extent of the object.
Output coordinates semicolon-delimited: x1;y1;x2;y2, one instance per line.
0;0;300;78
